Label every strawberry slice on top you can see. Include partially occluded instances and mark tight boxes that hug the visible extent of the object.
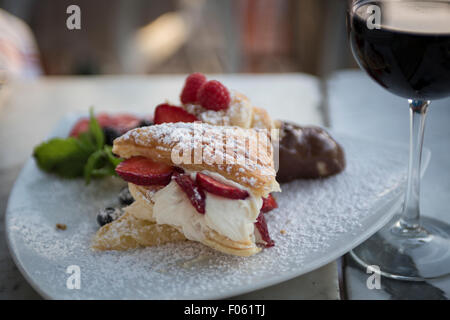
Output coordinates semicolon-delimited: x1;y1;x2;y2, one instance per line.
261;194;278;213
196;172;249;200
174;174;206;214
115;156;174;186
154;103;198;124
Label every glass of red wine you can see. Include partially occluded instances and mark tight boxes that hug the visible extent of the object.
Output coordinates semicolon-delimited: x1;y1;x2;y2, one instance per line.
347;0;450;280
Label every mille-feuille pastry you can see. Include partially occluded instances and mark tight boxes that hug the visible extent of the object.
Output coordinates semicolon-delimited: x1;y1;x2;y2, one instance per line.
93;122;280;256
179;73;275;130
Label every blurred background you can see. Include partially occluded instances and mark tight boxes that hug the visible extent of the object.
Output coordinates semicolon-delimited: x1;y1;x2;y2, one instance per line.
0;0;357;80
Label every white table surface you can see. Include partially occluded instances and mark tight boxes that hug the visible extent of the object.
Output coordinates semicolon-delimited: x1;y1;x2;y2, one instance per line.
0;74;340;300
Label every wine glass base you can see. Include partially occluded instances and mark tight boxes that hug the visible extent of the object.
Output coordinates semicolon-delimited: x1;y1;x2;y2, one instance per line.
350;216;450;281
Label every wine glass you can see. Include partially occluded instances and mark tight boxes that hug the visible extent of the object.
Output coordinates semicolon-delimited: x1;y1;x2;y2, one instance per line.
347;0;450;280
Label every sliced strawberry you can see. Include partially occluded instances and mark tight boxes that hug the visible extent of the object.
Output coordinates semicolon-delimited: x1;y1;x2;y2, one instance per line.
96;113;113;127
154;103;198;124
69;118;90;137
196;173;249;200
69;113;145;137
255;211;275;248
96;113;143;134
174;174;206;214
108;114;142;133
261;194;278;213
115;156;173;186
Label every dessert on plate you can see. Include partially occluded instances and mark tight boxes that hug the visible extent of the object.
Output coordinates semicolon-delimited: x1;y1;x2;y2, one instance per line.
89;73;345;256
28;69;348;261
32;72;346;257
93;122;280;256
31;72;346;258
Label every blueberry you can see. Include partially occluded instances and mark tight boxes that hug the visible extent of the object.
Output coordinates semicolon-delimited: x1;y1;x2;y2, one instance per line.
138;119;154;127
118;186;134;205
103;127;121;145
97;207;123;227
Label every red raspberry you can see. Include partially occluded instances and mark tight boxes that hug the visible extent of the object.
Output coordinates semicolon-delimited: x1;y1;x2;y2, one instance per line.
180;73;207;104
197;80;230;111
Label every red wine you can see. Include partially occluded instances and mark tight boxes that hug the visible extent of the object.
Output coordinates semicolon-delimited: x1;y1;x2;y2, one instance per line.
348;1;450;100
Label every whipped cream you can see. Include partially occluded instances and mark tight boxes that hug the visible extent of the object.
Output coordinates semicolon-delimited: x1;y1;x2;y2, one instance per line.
149;170;262;243
183;91;253;128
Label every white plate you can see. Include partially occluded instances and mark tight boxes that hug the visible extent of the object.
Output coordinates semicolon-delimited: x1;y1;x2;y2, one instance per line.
5;114;429;299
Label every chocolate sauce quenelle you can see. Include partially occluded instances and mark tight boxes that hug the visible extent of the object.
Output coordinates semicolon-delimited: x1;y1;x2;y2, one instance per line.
347;0;450;280
276;121;345;183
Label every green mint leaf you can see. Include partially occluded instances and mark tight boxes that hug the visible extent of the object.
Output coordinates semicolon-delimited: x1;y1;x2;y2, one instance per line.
83;149;105;184
33;138;92;178
104;145;123;167
89;107;104;150
84;146;122;184
34;108;121;183
91;165;116;178
77;131;97;153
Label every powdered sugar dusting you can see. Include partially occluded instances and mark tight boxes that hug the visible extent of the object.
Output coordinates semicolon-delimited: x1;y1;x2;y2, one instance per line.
116;122;276;190
183;91;253;128
6;121;408;299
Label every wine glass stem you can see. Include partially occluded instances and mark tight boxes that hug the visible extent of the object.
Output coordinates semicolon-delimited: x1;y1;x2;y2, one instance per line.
399;99;430;232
